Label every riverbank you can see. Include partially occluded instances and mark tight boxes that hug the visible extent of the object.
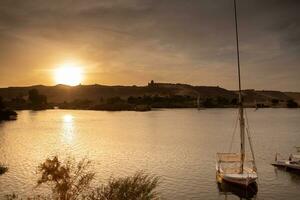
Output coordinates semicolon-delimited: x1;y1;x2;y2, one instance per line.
1;109;300;199
0;109;17;121
0;83;298;111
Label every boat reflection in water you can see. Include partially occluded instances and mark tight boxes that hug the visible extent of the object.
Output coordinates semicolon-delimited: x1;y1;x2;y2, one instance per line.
217;180;258;200
274;165;300;180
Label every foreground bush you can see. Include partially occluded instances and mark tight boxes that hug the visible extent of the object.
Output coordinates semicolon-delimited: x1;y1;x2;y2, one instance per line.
86;172;159;200
6;156;160;200
37;156;95;200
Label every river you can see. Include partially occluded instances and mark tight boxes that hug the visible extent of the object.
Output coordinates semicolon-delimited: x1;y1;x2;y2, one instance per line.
0;109;299;199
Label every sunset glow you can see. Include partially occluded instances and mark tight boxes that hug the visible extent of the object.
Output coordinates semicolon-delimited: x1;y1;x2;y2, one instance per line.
63;114;74;123
54;63;83;86
0;1;300;199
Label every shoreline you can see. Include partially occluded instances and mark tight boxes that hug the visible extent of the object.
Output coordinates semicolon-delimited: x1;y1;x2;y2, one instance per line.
13;106;300;113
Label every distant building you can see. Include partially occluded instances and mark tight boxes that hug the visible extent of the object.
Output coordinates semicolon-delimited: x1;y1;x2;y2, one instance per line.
148;80;155;87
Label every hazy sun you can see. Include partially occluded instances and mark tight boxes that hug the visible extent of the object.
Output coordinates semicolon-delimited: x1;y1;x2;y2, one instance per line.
55;62;83;86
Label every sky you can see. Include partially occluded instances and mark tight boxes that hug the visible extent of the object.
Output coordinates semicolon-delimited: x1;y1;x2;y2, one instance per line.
0;0;299;91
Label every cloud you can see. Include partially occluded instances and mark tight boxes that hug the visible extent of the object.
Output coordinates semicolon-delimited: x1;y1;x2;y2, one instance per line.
0;0;299;91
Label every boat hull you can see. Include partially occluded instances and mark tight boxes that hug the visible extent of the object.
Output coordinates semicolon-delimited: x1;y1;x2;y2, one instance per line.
272;161;300;171
217;180;258;198
216;171;257;186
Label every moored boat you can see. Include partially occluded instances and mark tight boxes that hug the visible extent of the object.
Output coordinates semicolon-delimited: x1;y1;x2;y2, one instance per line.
216;153;257;186
272;151;300;172
216;0;258;187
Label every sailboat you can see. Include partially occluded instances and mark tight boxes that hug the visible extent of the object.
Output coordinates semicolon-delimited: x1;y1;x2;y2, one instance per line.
216;0;258;187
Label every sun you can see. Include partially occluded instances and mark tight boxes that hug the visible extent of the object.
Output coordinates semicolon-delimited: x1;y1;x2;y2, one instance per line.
54;62;83;86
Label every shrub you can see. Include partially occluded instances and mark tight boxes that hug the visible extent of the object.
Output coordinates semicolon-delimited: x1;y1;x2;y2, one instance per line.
6;156;160;200
271;99;279;105
37;156;95;200
287;99;298;108
0;163;8;175
87;171;159;200
202;98;214;108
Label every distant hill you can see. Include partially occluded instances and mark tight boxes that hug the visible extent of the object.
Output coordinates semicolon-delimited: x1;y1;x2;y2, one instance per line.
0;82;299;108
284;92;300;104
0;83;236;103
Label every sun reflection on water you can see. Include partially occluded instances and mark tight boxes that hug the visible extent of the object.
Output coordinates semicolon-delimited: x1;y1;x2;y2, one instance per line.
62;114;75;143
63;114;74;123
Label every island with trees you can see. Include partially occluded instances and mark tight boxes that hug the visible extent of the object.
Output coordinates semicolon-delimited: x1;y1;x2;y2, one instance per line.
0;96;17;121
0;81;298;112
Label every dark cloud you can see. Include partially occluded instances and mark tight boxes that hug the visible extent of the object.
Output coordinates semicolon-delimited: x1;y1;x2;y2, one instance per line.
0;0;299;91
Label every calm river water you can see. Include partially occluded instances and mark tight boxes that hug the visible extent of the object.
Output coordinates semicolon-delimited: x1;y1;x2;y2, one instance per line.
0;109;300;199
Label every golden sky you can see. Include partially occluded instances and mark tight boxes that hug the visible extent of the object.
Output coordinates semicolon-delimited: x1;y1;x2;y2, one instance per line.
0;0;299;91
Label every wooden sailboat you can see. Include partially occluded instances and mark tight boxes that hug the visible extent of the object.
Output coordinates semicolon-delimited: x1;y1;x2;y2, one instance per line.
216;0;258;187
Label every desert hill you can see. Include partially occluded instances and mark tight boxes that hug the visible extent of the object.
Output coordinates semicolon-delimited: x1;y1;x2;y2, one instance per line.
0;82;299;108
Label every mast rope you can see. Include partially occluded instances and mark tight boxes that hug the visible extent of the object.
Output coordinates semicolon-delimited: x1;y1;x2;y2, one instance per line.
244;109;258;172
229;109;239;152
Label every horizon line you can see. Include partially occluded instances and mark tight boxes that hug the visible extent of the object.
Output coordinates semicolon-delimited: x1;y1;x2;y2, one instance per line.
0;83;299;93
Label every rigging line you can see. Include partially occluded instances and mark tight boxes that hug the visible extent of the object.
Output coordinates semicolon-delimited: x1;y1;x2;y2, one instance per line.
244;109;253;143
245;109;261;195
229;109;239;152
244;109;258;172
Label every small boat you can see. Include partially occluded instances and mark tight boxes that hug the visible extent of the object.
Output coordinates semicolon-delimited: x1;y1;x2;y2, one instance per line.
216;0;258;187
272;151;300;172
216;153;258;186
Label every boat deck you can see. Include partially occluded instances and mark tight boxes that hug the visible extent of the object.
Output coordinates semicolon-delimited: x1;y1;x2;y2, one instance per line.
271;160;300;171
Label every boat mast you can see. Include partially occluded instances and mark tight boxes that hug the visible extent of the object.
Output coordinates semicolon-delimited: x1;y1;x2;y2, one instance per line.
234;0;245;173
197;95;200;110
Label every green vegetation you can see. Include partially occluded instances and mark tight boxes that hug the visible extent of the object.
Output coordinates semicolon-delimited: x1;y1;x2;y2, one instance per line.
0;163;8;175
0;109;17;121
0;96;4;110
0;89;50;111
0;96;17;121
128;95;195;108
60;95;240;110
28;89;48;110
87;172;159;200
1;84;299;110
49;95;243;110
36;156;95;200
5;156;160;200
287;99;298;108
60;95;198;111
92;97;135;111
202;97;237;108
271;99;279;105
